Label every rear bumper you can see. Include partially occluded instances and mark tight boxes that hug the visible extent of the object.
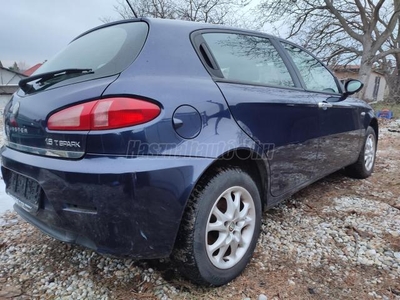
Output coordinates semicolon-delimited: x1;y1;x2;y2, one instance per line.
1;146;212;258
14;204;97;249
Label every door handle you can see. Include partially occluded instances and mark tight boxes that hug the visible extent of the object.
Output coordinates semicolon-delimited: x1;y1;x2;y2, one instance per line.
318;102;333;110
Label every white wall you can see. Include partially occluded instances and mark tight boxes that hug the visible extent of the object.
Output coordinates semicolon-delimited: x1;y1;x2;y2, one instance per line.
364;73;387;102
0;68;25;86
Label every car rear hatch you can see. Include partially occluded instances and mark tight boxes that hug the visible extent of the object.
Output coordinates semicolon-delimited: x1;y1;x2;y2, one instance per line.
3;21;149;159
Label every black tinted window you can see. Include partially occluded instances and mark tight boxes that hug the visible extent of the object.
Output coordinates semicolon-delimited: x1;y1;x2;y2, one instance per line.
203;33;294;87
283;43;339;93
35;22;148;79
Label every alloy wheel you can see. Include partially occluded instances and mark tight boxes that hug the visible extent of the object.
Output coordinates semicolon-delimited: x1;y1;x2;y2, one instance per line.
205;186;256;269
364;133;375;171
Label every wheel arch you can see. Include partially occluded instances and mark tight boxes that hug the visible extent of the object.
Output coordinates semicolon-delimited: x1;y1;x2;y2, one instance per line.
191;148;270;209
172;148;268;285
369;117;379;143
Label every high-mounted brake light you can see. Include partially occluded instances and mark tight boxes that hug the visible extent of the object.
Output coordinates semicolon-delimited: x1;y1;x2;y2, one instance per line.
48;97;161;131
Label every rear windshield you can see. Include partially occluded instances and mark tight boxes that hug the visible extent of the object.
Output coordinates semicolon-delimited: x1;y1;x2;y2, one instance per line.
34;21;148;80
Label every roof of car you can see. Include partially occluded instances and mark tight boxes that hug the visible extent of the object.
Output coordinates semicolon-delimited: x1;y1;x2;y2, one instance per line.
143;17;233;30
74;17;276;42
145;17;274;37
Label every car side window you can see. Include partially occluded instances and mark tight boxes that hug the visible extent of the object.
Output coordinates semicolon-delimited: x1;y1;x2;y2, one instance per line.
203;33;295;88
282;43;340;94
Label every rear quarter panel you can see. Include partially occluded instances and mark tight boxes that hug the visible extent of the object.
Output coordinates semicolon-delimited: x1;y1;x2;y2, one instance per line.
98;20;260;159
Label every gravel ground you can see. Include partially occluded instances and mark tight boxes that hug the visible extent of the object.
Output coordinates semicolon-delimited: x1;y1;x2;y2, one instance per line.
0;119;399;300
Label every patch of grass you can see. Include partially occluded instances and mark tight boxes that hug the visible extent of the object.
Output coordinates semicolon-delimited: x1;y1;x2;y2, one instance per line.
370;102;400;119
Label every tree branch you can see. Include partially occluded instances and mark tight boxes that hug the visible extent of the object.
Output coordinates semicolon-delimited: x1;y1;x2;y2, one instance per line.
323;0;364;42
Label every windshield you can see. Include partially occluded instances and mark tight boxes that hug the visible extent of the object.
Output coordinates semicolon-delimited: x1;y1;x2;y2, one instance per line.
33;21;148;81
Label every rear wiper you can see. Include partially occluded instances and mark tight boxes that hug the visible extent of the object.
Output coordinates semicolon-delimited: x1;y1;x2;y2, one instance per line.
19;68;93;93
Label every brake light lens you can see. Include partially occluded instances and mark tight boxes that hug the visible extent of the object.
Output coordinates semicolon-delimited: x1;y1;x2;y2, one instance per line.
48;97;161;131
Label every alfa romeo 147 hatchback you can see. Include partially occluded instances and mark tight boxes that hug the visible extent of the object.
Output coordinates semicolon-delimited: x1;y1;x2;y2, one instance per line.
1;18;378;286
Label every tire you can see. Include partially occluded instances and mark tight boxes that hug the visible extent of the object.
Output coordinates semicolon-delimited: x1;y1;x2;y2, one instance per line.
172;167;262;286
346;126;377;179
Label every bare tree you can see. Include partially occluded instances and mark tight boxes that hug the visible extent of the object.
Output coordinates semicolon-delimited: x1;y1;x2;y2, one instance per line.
381;0;400;103
9;62;20;73
17;61;30;73
106;0;249;25
176;0;247;24
112;0;176;19
257;0;400;99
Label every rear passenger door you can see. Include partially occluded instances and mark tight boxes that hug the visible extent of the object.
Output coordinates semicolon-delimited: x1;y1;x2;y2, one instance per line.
196;32;321;197
281;42;363;175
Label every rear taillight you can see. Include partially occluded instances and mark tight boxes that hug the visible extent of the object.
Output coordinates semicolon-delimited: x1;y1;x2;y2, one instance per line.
48;97;161;131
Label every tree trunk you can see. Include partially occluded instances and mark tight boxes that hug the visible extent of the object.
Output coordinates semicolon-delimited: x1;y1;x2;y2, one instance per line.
396;53;400;102
358;59;373;100
386;52;400;104
389;0;400;104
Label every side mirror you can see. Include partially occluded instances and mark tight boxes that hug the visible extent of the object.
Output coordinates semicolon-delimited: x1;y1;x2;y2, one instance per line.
340;79;363;101
344;79;363;95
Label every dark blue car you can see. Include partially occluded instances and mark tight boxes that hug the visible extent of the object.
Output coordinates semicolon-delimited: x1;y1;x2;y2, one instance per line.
1;18;378;286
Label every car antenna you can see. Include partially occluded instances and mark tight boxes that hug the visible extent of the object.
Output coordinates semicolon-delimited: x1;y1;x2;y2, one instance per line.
125;0;138;18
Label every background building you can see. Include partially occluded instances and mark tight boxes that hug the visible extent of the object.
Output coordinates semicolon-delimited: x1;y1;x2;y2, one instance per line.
333;65;388;102
0;66;27;106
